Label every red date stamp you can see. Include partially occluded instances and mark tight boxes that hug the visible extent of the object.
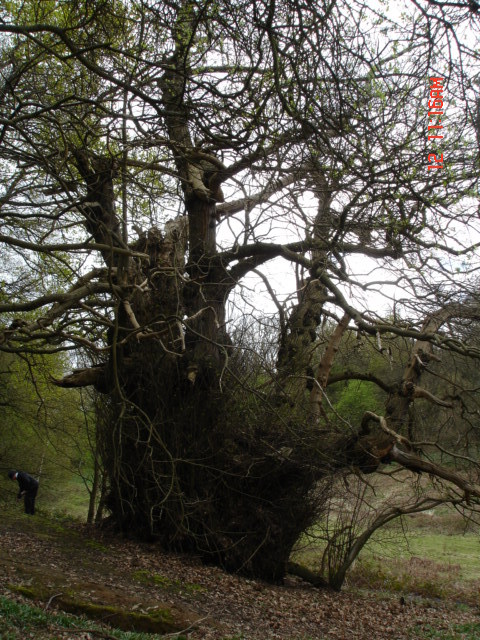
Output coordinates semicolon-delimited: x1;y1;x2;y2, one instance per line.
427;77;444;170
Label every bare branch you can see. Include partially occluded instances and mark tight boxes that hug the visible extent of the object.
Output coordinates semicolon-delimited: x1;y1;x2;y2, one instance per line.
390;445;480;500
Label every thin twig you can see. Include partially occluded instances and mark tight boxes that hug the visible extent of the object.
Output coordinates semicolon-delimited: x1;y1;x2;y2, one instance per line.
45;592;63;610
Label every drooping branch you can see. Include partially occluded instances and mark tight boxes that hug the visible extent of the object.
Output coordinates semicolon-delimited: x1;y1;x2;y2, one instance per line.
355;318;480;499
327;370;393;394
411;385;453;407
360;411;412;448
389;445;480;500
0;280;117;348
0;281;115;316
322;494;469;591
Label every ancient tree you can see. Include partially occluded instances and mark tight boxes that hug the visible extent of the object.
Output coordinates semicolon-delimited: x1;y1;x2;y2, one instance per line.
1;0;480;581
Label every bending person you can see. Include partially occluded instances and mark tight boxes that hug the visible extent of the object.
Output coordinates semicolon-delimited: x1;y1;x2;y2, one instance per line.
8;469;39;515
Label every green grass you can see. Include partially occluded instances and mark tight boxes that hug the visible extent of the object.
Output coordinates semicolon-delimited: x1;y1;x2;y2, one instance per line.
414;622;480;639
293;509;480;605
0;594;187;640
385;533;480;582
41;472;91;520
132;569;206;594
2;467;92;521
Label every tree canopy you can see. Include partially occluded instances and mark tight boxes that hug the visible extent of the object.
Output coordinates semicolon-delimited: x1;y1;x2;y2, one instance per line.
1;0;480;582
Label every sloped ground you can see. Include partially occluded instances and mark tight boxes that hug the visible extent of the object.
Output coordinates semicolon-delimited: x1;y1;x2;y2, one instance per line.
0;505;478;640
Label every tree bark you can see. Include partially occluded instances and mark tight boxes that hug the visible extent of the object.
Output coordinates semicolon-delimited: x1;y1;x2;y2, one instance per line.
309;313;351;424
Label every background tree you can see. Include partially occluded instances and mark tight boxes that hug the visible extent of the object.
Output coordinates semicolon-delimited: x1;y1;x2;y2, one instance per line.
0;0;479;581
0;349;92;513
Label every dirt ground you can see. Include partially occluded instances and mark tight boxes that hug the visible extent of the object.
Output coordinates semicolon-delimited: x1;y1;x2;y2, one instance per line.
0;506;479;640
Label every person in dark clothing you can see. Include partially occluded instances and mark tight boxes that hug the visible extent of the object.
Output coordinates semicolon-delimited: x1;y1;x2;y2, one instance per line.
8;470;39;515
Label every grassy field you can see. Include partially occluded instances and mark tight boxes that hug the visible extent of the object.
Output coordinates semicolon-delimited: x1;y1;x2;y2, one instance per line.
385;531;480;581
43;471;91;519
293;501;480;608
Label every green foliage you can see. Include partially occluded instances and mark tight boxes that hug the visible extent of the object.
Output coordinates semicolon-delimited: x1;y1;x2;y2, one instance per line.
0;351;94;516
332;379;383;425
